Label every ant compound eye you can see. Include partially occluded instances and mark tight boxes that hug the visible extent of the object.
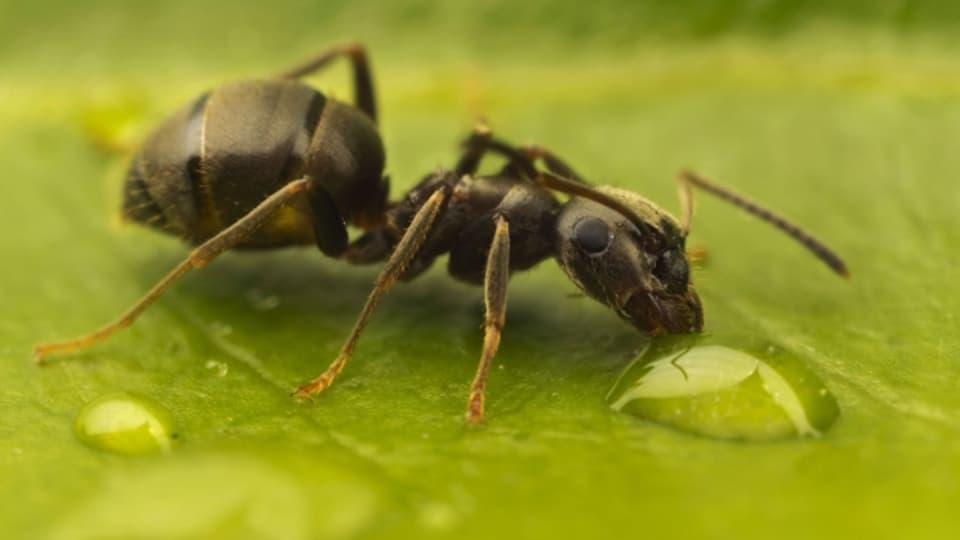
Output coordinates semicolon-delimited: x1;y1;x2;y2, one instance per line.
573;217;611;254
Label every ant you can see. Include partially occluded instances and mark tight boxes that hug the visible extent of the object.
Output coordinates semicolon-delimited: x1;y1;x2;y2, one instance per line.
35;43;848;425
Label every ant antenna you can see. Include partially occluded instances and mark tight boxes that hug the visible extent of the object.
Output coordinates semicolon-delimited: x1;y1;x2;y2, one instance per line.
677;170;849;278
535;171;660;237
462;135;661;237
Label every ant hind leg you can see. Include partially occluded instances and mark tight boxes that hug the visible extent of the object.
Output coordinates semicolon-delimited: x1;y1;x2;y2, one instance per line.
34;178;312;361
279;42;377;124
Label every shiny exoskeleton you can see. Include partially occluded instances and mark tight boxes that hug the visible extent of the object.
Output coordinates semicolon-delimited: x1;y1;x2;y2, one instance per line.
122;44;387;255
35;43;848;425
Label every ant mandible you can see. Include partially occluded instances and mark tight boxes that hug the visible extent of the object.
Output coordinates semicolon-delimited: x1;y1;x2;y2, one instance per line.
35;43;848;425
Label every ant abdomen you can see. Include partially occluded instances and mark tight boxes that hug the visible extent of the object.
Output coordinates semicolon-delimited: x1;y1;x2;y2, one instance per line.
123;79;386;249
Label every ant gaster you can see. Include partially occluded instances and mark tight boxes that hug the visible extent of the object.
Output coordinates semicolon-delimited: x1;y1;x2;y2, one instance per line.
35;43;848;425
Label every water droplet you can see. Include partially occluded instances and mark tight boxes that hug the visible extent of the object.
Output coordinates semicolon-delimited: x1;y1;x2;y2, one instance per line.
204;359;229;377
74;392;175;454
607;335;839;441
246;288;280;311
419;501;459;530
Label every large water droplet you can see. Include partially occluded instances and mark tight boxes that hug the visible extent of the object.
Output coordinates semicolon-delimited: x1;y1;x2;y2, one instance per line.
74;392;175;454
607;335;839;441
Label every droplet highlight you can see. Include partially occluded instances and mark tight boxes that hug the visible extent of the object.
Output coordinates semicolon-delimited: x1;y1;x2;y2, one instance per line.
74;392;175;454
205;359;229;377
608;335;839;441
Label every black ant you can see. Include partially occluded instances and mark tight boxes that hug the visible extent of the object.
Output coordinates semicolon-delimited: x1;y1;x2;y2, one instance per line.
35;43;848;425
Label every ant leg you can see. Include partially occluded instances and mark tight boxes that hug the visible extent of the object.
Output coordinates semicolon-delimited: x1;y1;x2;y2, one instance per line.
466;215;511;426
455;122;493;176
457;124;556;179
278;42;377;124
458;130;661;237
457;132;657;237
459;131;536;178
519;144;588;184
458;134;658;239
293;185;450;400
461;131;589;184
34;178;311;361
676;170;849;277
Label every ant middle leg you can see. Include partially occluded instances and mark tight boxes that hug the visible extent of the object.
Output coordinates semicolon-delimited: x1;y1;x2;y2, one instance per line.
293;185;450;400
279;42;377;123
34;178;312;361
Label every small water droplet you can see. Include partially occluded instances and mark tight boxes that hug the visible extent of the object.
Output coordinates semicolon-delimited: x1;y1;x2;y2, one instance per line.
245;288;280;311
74;392;175;455
607;335;839;441
419;501;458;530
204;359;229;377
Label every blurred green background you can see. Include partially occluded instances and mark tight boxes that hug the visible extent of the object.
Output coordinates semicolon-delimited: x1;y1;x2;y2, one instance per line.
2;1;960;538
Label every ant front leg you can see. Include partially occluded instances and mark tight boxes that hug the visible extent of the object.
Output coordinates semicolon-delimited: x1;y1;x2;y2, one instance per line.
450;181;557;424
279;42;377;123
455;122;495;176
466;215;511;426
458;130;680;248
458;127;538;179
459;127;590;184
518;144;588;184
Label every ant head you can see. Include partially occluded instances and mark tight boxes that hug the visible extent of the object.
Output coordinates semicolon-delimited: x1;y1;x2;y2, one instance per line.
555;186;703;335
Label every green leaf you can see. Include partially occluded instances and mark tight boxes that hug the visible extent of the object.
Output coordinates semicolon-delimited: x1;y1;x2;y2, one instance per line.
3;1;960;538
